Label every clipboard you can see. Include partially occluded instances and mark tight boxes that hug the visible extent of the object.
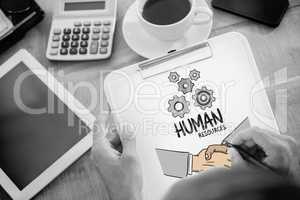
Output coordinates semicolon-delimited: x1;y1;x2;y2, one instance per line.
104;32;279;200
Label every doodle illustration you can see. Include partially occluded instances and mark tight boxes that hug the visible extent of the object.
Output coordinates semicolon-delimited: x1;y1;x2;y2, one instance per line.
168;72;180;83
189;69;201;81
168;95;190;118
177;78;194;94
192;86;216;110
167;70;217;118
156;144;231;178
163;71;229;178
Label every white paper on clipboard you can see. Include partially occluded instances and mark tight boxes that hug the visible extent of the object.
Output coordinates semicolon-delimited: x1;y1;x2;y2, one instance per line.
104;32;279;200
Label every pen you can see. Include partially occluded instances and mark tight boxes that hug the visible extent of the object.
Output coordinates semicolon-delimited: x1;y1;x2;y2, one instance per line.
225;142;278;174
222;117;280;175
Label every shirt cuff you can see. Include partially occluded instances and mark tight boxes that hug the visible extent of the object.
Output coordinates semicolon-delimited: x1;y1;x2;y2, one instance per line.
188;153;193;175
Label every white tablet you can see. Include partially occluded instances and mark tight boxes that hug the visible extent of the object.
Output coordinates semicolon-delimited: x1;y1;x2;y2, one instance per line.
0;50;95;200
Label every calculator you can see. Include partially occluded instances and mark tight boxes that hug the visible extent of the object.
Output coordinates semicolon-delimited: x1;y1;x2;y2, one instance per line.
46;0;117;61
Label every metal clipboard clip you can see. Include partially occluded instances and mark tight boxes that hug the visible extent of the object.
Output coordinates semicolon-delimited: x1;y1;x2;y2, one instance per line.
138;42;213;79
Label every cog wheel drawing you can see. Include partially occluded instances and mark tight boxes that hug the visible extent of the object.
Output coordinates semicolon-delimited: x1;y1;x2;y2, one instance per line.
168;95;190;118
177;78;194;94
168;72;180;83
192;86;216;110
189;69;201;81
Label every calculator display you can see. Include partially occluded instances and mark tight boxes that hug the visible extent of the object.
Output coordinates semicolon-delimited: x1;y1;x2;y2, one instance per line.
64;1;106;11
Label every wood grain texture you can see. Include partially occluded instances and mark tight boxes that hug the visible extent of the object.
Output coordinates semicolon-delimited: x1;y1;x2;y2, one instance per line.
0;0;300;199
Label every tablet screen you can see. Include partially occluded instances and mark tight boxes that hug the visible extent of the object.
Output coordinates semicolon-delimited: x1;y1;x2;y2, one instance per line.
0;62;90;190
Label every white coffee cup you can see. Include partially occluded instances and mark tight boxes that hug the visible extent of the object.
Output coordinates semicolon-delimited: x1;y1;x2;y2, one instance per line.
137;0;213;41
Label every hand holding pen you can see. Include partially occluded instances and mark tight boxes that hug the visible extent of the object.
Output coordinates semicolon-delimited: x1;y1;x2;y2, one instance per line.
225;127;300;183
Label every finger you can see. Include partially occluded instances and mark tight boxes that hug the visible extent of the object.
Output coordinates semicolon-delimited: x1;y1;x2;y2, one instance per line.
228;148;247;166
232;127;275;153
232;127;258;144
105;113;122;147
119;126;141;173
224;160;232;168
198;165;213;171
244;139;255;147
265;156;290;175
106;122;122;151
205;150;212;160
205;146;215;160
92;117;119;163
120;125;138;158
263;145;292;175
121;135;137;158
92;132;120;165
93;117;105;140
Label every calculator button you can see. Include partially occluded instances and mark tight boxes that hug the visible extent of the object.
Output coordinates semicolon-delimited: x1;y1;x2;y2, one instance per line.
80;41;88;47
63;35;70;41
83;21;91;26
93;21;102;26
73;28;81;34
101;40;109;47
81;34;89;40
70;48;78;55
72;34;80;41
102;27;110;33
71;41;79;47
52;35;60;41
90;41;99;54
74;21;82;27
63;28;71;34
61;41;69;48
53;28;61;35
51;42;60;48
103;20;111;25
92;34;100;40
93;27;101;33
60;48;68;55
101;33;110;40
79;47;87;54
50;49;58;55
100;47;108;54
82;27;90;34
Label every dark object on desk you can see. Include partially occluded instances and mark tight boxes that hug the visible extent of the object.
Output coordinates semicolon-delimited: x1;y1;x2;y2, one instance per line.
0;0;44;54
212;0;289;27
0;0;32;13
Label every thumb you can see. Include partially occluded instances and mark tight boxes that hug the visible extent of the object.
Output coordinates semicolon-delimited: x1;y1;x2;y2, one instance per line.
92;117;119;163
120;125;138;158
119;126;141;174
205;146;214;160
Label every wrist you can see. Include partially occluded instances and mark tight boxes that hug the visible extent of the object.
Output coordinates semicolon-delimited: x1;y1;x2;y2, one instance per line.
192;155;199;172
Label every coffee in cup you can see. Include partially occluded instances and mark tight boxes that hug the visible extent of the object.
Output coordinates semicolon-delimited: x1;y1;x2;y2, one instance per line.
137;0;213;41
142;0;192;25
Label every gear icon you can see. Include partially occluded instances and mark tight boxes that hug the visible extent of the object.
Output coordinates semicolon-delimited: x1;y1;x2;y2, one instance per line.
177;78;194;94
192;86;216;110
168;72;180;83
168;95;190;118
189;69;200;81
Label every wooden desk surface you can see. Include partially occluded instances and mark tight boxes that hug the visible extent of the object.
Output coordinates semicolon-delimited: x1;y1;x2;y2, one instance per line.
0;0;300;199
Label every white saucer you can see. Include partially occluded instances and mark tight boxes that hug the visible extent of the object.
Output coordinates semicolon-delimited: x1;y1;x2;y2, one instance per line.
122;1;213;58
